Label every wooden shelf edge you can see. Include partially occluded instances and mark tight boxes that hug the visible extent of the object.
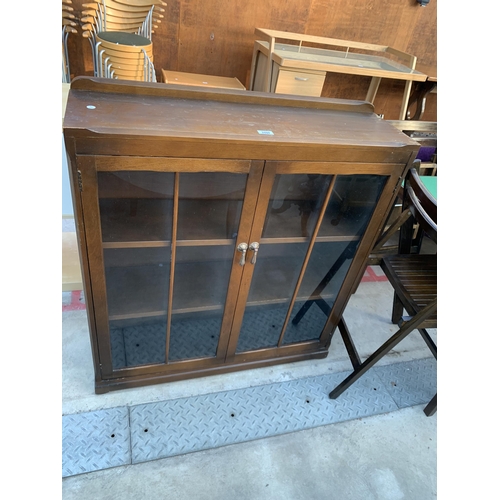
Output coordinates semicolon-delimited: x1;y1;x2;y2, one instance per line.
67;76;376;115
102;235;360;249
108;293;334;322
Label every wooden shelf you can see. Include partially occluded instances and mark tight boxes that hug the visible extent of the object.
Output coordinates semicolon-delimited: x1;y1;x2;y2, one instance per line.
100;198;243;246
106;241;351;322
102;235;360;252
99;193;373;249
102;239;236;249
106;259;232;321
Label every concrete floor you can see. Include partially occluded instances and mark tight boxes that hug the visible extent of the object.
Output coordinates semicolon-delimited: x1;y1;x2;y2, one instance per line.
62;271;437;499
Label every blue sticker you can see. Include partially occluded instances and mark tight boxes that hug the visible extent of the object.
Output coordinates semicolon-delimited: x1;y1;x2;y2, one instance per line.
257;130;274;135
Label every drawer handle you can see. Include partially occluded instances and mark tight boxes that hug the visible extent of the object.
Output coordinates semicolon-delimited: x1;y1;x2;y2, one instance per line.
237;242;248;266
249;242;260;264
295;77;309;81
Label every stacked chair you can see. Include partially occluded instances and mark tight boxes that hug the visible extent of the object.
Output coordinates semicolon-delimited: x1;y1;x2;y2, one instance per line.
81;0;166;82
62;0;78;82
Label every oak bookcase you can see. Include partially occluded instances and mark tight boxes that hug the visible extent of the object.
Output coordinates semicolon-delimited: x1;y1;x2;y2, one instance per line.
63;77;419;393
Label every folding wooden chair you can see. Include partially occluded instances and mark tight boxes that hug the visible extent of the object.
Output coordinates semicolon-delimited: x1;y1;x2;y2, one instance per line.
329;167;437;416
365;157;436;266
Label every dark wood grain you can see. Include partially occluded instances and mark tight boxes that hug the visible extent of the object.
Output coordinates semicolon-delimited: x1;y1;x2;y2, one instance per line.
64;78;420;392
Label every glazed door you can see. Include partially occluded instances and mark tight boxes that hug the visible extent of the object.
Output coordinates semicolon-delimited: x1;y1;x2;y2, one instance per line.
78;156;264;377
226;161;393;360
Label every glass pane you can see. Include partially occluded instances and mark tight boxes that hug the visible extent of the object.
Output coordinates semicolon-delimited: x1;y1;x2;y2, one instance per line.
262;173;329;239
236;174;332;352
282;174;388;345
169;172;247;361
176;172;245;241
97;171;175;369
273;43;424;76
98;171;173;242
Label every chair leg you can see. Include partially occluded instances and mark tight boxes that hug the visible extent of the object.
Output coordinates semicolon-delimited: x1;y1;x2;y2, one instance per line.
329;298;437;399
424;394;437;416
338;317;362;370
418;328;437;359
329;318;417;399
391;291;405;324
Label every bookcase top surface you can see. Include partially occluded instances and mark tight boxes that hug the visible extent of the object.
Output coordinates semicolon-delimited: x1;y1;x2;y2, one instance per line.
64;78;418;152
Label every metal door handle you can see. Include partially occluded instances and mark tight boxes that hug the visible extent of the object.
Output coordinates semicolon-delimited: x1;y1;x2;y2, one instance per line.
237;242;248;266
249;242;260;264
295;77;308;81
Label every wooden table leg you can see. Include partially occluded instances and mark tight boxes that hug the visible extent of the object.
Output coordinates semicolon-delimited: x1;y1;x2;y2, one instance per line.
265;37;275;92
399;80;413;120
365;77;381;103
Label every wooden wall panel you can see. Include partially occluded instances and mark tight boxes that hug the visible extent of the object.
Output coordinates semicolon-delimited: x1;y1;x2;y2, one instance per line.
154;0;181;73
65;0;436;120
175;0;314;87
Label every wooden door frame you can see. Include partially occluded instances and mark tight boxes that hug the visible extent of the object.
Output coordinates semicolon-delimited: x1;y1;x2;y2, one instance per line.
225;160;408;361
318;166;414;345
225;161;277;358
79;155;265;381
77;155;114;378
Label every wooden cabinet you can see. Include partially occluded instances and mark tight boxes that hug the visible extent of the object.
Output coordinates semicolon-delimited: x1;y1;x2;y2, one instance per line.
63;77;419;393
251;42;326;97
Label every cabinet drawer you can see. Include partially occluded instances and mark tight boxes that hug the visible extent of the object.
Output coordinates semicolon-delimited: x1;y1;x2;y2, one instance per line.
274;69;326;97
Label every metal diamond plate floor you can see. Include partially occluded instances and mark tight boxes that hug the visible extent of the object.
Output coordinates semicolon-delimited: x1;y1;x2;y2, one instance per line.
62;357;436;477
62;407;131;477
